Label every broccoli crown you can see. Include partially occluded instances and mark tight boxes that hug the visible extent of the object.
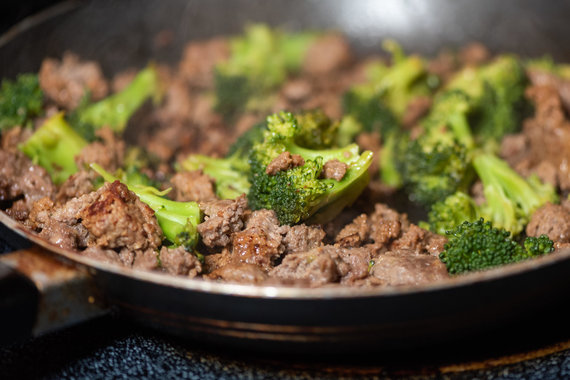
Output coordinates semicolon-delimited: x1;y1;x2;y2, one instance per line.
439;218;554;274
446;55;527;144
247;111;373;225
398;137;472;206
19;112;87;185
342;85;399;136
214;24;316;118
473;153;558;235
427;191;479;235
91;164;202;252
294;109;338;149
70;65;160;140
0;74;43;131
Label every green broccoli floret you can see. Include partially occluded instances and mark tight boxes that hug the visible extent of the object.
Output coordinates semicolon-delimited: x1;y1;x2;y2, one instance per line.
115;147;158;188
214;24;316;118
397;90;475;206
69;65;161;140
294;109;338;149
0;73;43;131
226;120;267;158
91;163;202;252
439;219;554;275
342;85;399;136
525;55;570;79
248;111;373;225
426;191;479;235
19;112;87;185
473;153;558;235
446;55;527;144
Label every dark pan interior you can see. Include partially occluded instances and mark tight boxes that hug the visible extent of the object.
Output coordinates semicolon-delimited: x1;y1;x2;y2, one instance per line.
2;0;570;80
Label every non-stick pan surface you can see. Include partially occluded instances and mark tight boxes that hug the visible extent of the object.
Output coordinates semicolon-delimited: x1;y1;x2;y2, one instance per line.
2;0;570;353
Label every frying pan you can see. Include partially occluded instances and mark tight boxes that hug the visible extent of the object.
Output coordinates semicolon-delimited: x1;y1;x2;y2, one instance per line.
2;0;570;353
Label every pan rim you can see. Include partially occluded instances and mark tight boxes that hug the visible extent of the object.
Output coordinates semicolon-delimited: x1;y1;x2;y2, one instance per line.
1;1;569;301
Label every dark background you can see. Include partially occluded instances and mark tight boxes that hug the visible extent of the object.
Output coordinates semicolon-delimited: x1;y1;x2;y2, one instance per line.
0;0;62;33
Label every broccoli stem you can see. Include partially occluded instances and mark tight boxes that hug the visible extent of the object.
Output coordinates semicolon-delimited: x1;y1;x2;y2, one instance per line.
180;154;250;199
91;163;202;251
77;65;160;133
19;112;87;185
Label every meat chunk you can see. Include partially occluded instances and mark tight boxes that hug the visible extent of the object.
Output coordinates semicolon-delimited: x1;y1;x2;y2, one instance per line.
75;128;125;172
208;263;268;284
0;150;56;220
170;171;217;202
270;249;339;286
282;224;326;254
265;152;305;175
369;251;449;286
321;159;347;181
55;171;96;205
526;203;570;244
335;214;369;247
78;181;163;251
458;42;490;67
231;209;289;269
402;96;432;129
159;246;202;277
39;52;108;109
197;194;248;248
178;38;229;88
303;34;352;75
1;126;32;152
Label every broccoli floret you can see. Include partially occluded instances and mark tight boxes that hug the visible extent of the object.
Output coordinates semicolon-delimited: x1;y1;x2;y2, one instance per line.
446;55;527;145
214;24;316;118
226;121;267;158
0;73;43;131
342;85;399;136
115;147;158;188
426;191;479;235
473;153;558;235
19;112;87;185
439;219;554;274
91;164;202;252
525;55;570;79
69;65;161;140
294;109;338;149
247;111;373;225
335;115;362;148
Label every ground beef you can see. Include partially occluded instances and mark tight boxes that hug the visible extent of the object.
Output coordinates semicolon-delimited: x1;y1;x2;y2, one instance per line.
178;38;229;88
0;150;56;220
159;246;202;277
321;159;347;181
303;34;352;75
427;49;457;83
458;42;490;67
132;249;160;271
75;128;125;172
402;96;432;129
1;126;32;151
39;52;109;110
170;171;217;202
369;250;449;286
335;214;369;247
208;263;268;284
391;224;447;256
526;203;570;244
265;152;305;175
231;209;289;269
281;79;312;103
79;181;163;251
197;194;248;248
55;171;96;205
203;249;233;274
282;224;326;254
81;247;124;266
270;248;340;286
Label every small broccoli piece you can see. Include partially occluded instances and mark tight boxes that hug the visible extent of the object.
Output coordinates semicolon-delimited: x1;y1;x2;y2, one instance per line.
214;24;316;118
397;90;476;206
248;111;373;225
91;164;202;252
446;55;527;144
426;191;479;235
342;85;399;136
473;153;558;235
294;109;338;149
70;65;160;140
0;73;43;131
378;131;407;187
116;147;158;188
335;115;362;148
19;112;87;185
439;219;554;275
180;153;250;200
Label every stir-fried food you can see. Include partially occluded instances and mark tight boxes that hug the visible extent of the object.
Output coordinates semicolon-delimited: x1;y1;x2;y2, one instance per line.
1;25;570;287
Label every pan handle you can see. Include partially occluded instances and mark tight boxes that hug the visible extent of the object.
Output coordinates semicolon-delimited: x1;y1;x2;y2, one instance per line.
0;246;108;345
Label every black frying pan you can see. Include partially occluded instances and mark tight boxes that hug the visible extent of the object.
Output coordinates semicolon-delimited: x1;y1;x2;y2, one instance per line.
2;0;570;353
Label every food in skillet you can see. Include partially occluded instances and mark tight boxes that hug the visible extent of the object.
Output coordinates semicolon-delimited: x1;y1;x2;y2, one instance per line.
1;24;570;287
